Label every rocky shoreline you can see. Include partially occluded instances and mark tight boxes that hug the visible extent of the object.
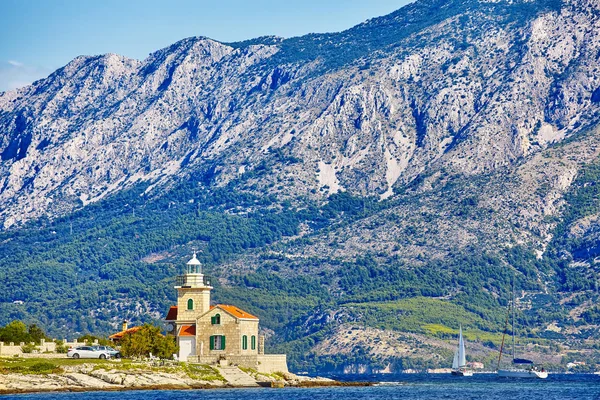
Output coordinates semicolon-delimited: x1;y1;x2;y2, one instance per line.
0;362;366;395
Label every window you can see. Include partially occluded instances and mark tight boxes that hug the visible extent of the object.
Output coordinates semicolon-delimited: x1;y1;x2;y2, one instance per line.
211;313;221;325
210;335;226;350
251;335;256;350
187;299;194;310
242;335;248;350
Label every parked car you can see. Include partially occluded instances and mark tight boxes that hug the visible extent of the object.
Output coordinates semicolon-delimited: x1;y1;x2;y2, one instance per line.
93;345;121;359
67;346;111;359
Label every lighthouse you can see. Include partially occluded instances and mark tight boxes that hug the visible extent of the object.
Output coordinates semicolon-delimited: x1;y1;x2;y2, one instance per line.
175;252;213;318
165;252;288;372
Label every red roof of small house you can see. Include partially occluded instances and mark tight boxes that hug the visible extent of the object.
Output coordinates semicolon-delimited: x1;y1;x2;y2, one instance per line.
215;304;259;320
109;326;142;340
179;325;196;336
165;306;178;321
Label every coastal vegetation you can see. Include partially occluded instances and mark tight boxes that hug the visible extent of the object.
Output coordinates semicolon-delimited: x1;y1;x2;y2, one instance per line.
119;324;178;359
0;358;108;374
0;321;48;345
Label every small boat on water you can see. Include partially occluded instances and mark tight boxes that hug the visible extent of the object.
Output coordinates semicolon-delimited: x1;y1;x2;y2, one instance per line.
451;325;473;377
497;360;548;379
497;278;548;379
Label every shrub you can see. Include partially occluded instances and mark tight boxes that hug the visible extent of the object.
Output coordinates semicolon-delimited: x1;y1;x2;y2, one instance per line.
21;343;38;353
54;341;69;354
29;362;61;374
119;324;178;359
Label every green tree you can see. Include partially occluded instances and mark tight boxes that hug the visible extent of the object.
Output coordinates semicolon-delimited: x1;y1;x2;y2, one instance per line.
0;320;30;343
28;324;47;344
119;324;177;359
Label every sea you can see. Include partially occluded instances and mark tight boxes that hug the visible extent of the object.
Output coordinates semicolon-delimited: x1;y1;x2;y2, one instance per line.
3;374;600;400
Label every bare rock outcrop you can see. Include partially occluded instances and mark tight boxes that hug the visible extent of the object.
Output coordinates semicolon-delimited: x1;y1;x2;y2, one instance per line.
1;0;599;229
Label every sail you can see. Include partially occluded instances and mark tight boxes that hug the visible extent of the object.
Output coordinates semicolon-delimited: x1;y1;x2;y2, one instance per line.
458;326;467;367
452;348;459;369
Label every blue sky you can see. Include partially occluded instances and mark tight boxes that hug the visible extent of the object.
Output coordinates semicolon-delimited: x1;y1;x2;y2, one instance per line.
0;0;412;92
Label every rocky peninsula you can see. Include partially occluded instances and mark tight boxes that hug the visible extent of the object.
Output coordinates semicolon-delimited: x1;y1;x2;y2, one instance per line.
0;358;351;395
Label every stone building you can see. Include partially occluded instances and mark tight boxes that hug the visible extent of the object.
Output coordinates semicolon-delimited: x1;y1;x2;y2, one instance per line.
165;253;287;373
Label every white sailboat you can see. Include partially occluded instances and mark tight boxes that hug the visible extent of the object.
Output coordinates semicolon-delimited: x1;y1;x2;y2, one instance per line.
497;280;548;379
451;325;473;376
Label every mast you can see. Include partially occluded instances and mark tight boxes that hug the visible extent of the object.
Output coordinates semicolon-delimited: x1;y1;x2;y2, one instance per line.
496;304;511;371
512;276;516;362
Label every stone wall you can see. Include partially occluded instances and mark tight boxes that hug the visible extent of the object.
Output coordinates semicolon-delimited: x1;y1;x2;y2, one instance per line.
38;339;57;353
0;342;23;356
188;353;288;374
0;338;100;357
257;354;288;374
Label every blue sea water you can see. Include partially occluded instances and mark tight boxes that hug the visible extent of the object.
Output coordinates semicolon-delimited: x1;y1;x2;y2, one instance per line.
3;374;599;400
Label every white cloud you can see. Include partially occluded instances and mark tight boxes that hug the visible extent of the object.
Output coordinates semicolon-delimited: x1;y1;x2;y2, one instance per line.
0;61;54;92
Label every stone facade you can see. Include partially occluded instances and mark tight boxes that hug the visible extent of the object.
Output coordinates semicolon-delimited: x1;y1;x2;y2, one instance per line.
195;307;258;357
176;287;211;322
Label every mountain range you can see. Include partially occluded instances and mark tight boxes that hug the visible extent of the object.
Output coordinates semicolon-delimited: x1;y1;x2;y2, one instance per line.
1;0;600;372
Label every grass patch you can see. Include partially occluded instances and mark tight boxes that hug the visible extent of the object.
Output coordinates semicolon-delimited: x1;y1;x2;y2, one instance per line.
183;364;225;382
423;324;505;343
0;360;64;375
239;366;284;381
346;297;497;333
423;323;455;336
238;366;257;374
0;357;118;375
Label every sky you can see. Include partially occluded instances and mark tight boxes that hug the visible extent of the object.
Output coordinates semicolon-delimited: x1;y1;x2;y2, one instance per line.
0;0;413;92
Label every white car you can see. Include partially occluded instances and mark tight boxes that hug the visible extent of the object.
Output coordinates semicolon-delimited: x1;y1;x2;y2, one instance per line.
93;345;121;359
67;346;111;359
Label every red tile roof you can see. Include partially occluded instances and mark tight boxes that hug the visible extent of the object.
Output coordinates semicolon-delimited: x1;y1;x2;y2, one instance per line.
216;304;259;320
179;325;196;336
109;326;142;340
165;306;178;321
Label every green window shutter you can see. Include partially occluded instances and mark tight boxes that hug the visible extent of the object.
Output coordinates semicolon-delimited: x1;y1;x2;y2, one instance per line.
210;336;214;350
211;316;215;324
251;335;256;350
222;335;226;350
187;299;193;310
242;335;247;350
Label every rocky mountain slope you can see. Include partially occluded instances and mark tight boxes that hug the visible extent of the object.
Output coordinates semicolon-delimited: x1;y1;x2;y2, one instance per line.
2;0;600;372
1;0;599;228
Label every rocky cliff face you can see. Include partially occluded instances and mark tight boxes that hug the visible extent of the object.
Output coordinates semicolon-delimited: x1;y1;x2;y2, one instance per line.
1;0;599;229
